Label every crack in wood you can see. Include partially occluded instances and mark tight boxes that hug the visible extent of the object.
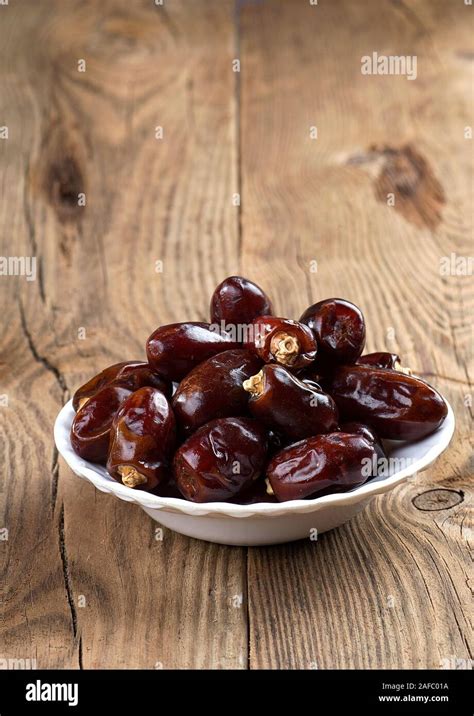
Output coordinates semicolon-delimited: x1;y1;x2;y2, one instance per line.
18;299;69;395
18;299;69;514
51;446;60;515
58;504;82;668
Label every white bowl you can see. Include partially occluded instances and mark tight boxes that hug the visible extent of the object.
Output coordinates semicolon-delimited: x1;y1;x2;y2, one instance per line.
54;399;454;546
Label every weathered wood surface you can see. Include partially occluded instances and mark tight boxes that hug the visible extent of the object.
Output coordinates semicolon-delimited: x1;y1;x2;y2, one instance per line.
1;0;472;669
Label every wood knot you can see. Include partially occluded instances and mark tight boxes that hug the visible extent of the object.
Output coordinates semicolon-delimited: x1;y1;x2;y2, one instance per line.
412;488;464;512
46;156;85;222
385;153;421;196
373;143;445;230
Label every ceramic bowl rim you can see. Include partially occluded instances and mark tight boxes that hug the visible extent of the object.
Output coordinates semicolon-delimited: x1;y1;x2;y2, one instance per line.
54;399;455;519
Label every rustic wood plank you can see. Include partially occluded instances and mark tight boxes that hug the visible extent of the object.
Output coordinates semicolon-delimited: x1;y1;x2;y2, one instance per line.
2;0;247;669
2;0;471;672
240;0;472;668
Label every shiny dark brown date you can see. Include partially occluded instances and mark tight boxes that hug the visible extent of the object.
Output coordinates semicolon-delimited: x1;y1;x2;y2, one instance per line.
245;316;317;370
146;322;240;381
328;365;447;440
300;298;365;366
72;361;171;411
173;417;268;502
70;385;132;463
107;387;176;491
172;349;262;434
340;421;386;465
267;432;376;501
243;364;338;441
210;275;273;326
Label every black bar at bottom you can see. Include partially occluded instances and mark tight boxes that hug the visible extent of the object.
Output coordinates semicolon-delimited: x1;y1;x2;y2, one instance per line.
0;669;471;714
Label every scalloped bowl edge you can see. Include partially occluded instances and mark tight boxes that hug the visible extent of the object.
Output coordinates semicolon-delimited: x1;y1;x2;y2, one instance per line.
54;399;455;545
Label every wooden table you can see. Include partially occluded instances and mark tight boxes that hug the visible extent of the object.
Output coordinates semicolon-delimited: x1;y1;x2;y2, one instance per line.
2;0;472;670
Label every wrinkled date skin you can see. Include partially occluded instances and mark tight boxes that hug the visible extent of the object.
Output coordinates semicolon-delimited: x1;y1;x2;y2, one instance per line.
71;385;133;463
243;364;338;442
245;316;317;370
173;417;268;502
146;322;240;382
72;361;171;411
107;387;176;491
300;298;366;366
172;349;262;435
328;365;448;440
357;352;401;370
267;432;376;501
210;275;273;327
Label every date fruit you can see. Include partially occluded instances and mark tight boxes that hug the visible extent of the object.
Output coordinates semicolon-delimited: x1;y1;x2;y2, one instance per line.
173;417;268;502
243;364;338;441
69;276;450;506
245;316;317;370
72;361;171;411
210;275;273;327
172;349;262;434
70;385;133;463
146;322;240;381
107;387;176;490
267;432;376;501
328;365;447;440
300;298;365;365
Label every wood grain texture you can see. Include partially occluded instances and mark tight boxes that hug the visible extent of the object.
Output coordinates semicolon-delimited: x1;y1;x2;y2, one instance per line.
1;0;472;670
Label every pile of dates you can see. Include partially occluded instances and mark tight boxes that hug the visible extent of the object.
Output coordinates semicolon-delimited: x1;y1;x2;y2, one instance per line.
70;276;448;503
